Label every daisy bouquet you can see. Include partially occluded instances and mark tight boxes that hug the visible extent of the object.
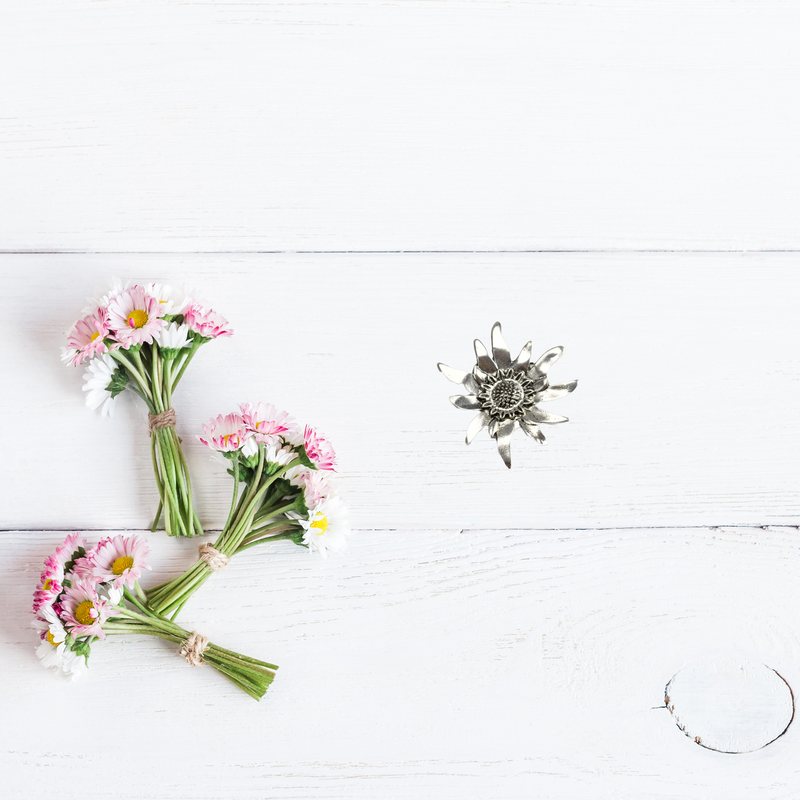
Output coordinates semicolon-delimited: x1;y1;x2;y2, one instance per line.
32;533;278;700
63;281;233;538
146;402;349;618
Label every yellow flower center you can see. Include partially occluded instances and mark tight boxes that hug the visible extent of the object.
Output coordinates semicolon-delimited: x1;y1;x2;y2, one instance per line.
75;600;96;626
90;331;100;342
127;309;148;329
42;578;53;591
45;631;58;646
310;515;328;535
112;556;134;575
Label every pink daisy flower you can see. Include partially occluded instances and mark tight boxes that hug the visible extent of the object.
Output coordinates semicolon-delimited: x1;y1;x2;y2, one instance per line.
33;533;90;614
91;534;151;590
106;285;165;348
239;402;295;444
289;468;334;507
59;579;116;640
53;532;86;566
70;548;101;584
32;575;63;615
183;302;233;339
302;425;337;471
63;308;110;367
39;554;65;591
198;412;252;452
32;532;88;613
32;551;68;614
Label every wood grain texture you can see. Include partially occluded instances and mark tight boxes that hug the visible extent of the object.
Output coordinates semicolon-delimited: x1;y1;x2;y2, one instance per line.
2;1;800;251
1;254;798;530
4;526;800;799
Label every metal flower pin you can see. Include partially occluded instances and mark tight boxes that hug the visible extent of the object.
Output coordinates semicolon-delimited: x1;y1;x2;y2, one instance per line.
438;322;578;468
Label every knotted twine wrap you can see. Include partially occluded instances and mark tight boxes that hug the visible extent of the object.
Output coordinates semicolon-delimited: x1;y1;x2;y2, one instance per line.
148;407;177;433
180;632;209;667
198;543;230;571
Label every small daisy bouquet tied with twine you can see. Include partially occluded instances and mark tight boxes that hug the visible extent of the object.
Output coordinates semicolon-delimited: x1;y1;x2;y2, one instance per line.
147;402;350;618
62;281;233;538
32;533;278;699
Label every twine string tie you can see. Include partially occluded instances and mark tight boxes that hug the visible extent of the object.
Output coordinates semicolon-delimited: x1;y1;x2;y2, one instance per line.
180;632;209;667
148;407;177;433
198;543;230;571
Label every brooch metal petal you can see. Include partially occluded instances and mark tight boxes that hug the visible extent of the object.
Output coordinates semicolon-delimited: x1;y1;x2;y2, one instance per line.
438;322;578;468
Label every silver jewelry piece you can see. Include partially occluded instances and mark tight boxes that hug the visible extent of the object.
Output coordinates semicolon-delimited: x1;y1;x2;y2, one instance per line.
437;322;578;469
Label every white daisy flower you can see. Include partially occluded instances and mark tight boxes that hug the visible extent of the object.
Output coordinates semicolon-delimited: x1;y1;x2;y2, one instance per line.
281;426;305;448
297;494;351;558
240;436;259;459
266;441;298;467
103;585;124;606
154;321;192;351
32;606;68;671
146;282;191;316
60;345;76;365
62;649;88;681
82;353;118;417
81;277;131;314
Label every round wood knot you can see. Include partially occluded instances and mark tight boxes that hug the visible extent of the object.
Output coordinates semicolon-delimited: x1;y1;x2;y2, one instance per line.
665;658;794;753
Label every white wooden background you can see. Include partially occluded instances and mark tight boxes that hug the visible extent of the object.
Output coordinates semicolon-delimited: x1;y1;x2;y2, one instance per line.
2;2;800;798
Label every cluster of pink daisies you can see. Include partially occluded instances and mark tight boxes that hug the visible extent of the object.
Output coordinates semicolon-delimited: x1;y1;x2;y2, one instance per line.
63;280;231;368
63;280;231;420
198;402;348;558
62;279;234;538
45;280;350;694
32;533;150;678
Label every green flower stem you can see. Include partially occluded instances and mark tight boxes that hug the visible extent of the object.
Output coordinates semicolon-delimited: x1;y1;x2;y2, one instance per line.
168;594;192;622
159;355;202;535
132;349;155;402
146;451;302;616
108;349;154;405
146;561;204;603
153;431;182;537
218;460;299;557
228;444;267;532
170;339;204;392
149;346;164;413
149;566;213;616
239;519;299;545
134;580;148;604
162;357;174;409
104;605;278;701
236;528;303;552
149;434;165;532
164;433;184;494
106;341;200;538
166;434;190;511
172;428;203;536
224;452;240;532
150;500;163;534
251;500;299;527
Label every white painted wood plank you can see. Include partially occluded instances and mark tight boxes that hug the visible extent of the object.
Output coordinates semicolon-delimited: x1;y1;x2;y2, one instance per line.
5;526;800;798
2;253;798;530
2;1;800;251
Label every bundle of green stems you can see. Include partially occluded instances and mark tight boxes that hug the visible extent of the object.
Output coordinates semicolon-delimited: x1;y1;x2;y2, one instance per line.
146;443;309;618
105;586;277;700
107;336;206;537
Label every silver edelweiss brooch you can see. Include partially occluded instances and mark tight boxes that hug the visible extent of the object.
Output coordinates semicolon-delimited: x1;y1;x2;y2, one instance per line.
437;322;578;469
